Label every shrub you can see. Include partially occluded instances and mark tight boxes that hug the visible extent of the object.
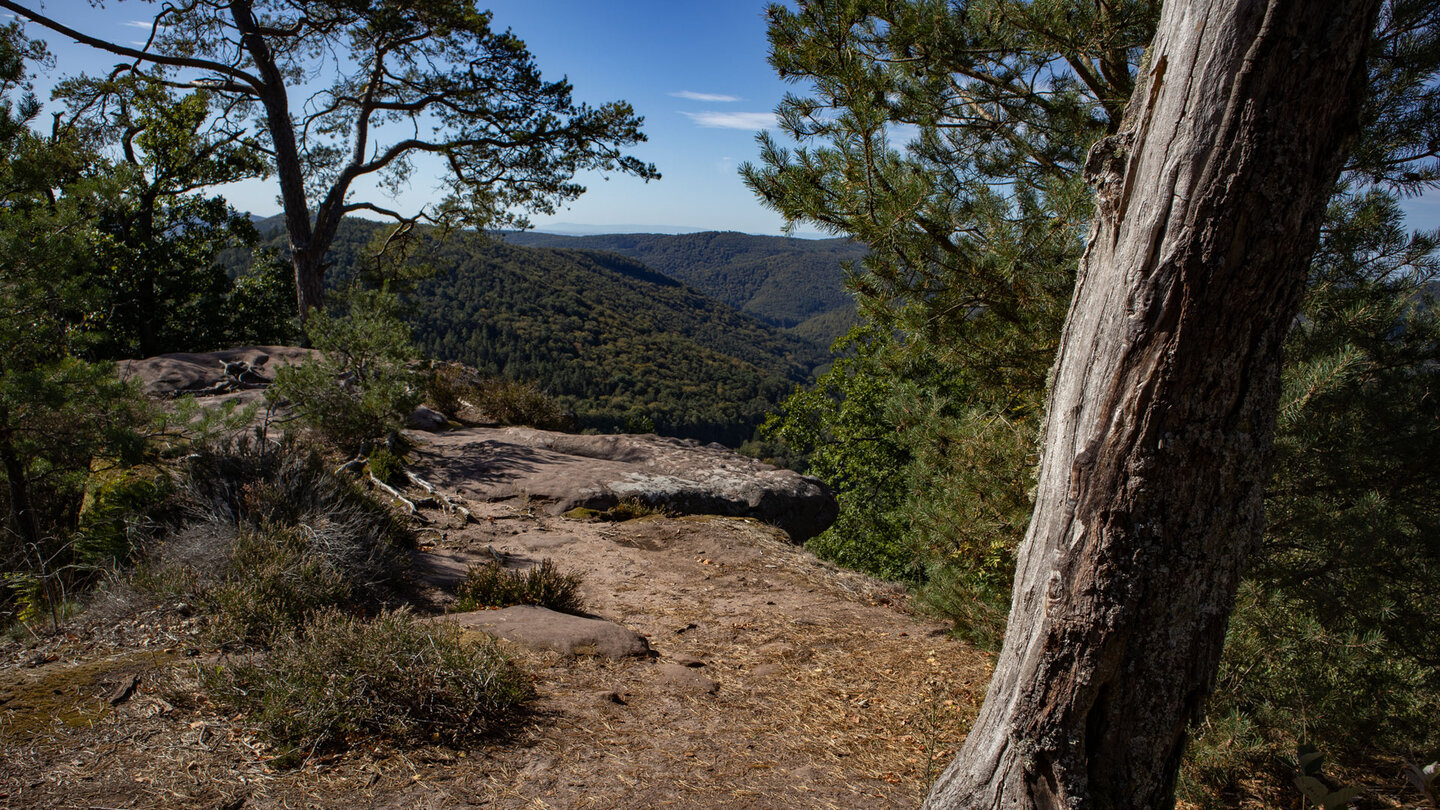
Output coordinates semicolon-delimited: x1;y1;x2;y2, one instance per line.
562;497;668;522
154;436;410;644
1180;580;1440;803
203;608;532;753
455;558;584;614
176;435;410;554
421;361;477;418
73;465;176;572
422;363;575;431
200;523;357;646
471;378;575;432
268;288;421;454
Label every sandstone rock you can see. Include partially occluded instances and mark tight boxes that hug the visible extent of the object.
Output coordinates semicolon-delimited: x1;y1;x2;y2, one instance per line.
443;605;651;660
118;346;318;398
408;404;449;431
408;426;837;542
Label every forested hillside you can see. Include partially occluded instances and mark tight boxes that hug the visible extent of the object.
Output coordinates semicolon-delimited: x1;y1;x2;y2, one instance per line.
309;222;826;444
503;230;865;346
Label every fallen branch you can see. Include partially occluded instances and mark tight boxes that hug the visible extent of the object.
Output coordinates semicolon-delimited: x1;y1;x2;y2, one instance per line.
406;470;472;523
369;472;418;516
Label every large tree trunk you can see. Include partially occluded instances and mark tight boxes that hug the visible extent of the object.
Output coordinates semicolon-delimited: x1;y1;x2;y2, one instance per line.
924;1;1378;808
228;0;323;324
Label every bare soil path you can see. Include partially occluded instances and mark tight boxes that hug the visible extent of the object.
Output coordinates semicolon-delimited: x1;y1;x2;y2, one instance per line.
2;493;991;809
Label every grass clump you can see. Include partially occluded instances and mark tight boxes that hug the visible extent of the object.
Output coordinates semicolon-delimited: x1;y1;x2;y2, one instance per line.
204;608;532;754
456;558;584;614
199;524;357;646
563;497;668;522
147;436;410;645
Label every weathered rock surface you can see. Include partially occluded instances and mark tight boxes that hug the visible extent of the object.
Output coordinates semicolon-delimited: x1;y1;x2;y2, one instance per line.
408;426;837;542
117;346;318;401
120;349;838;541
407;404;449;432
444;605;652;660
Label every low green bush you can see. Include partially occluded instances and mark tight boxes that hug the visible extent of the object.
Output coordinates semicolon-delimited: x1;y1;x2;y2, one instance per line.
151;436;409;644
421;361;575;431
203;608;532;754
1179;580;1440;803
268;288;421;454
177;435;411;553
563;497;669;523
200;523;356;646
73;465;176;572
471;378;575;432
455;558;584;614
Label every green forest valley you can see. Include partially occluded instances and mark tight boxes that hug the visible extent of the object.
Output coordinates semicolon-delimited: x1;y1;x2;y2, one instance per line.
2;1;1440;809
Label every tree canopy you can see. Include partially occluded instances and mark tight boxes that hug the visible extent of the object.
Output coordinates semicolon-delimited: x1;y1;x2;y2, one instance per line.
0;0;660;319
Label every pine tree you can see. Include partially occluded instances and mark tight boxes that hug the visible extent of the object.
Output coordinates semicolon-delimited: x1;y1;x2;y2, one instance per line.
749;0;1440;795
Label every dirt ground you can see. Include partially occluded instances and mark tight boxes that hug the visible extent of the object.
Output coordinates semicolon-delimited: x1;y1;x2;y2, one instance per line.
1;497;993;809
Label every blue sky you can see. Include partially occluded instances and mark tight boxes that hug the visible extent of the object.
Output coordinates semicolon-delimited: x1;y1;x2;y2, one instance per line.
12;1;1440;235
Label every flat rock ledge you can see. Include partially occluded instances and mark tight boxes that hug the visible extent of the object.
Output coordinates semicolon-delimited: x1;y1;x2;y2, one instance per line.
409;426;838;542
118;345;318;398
442;605;652;660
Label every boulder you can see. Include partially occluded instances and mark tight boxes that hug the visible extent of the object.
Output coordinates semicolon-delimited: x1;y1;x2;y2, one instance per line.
408;404;449;432
443;605;652;660
408;426;838;542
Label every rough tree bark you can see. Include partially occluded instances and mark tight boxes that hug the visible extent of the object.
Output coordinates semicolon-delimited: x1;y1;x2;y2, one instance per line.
924;1;1380;808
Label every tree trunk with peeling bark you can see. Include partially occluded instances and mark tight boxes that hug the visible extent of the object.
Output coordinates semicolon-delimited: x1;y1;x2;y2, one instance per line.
923;1;1380;807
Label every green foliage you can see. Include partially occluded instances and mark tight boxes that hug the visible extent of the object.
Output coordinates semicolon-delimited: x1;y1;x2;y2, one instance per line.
73;465;174;571
175;435;410;553
423;361;576;431
455;559;585;615
201;522;355;647
310;220;827;444
1205;581;1438;758
160;436;409;645
468;377;575;431
269;288;421;454
10;0;659;321
223;253;301;347
748;0;1115;592
1186;189;1440;794
750;0;1440;800
0;40;157;626
764;329;915;580
50;75;273;358
504;230;867;342
202;608;532;754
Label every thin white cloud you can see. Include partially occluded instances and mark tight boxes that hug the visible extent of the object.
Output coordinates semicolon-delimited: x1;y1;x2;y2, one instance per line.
670;91;742;103
124;20;155;28
681;111;777;130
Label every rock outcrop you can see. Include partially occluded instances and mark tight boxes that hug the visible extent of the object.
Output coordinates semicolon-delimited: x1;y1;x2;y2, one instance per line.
119;349;838;542
117;346;318;403
443;606;652;660
408;426;837;542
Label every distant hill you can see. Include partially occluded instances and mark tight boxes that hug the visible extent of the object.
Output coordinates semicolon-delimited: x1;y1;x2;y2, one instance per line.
311;222;826;445
502;230;866;347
